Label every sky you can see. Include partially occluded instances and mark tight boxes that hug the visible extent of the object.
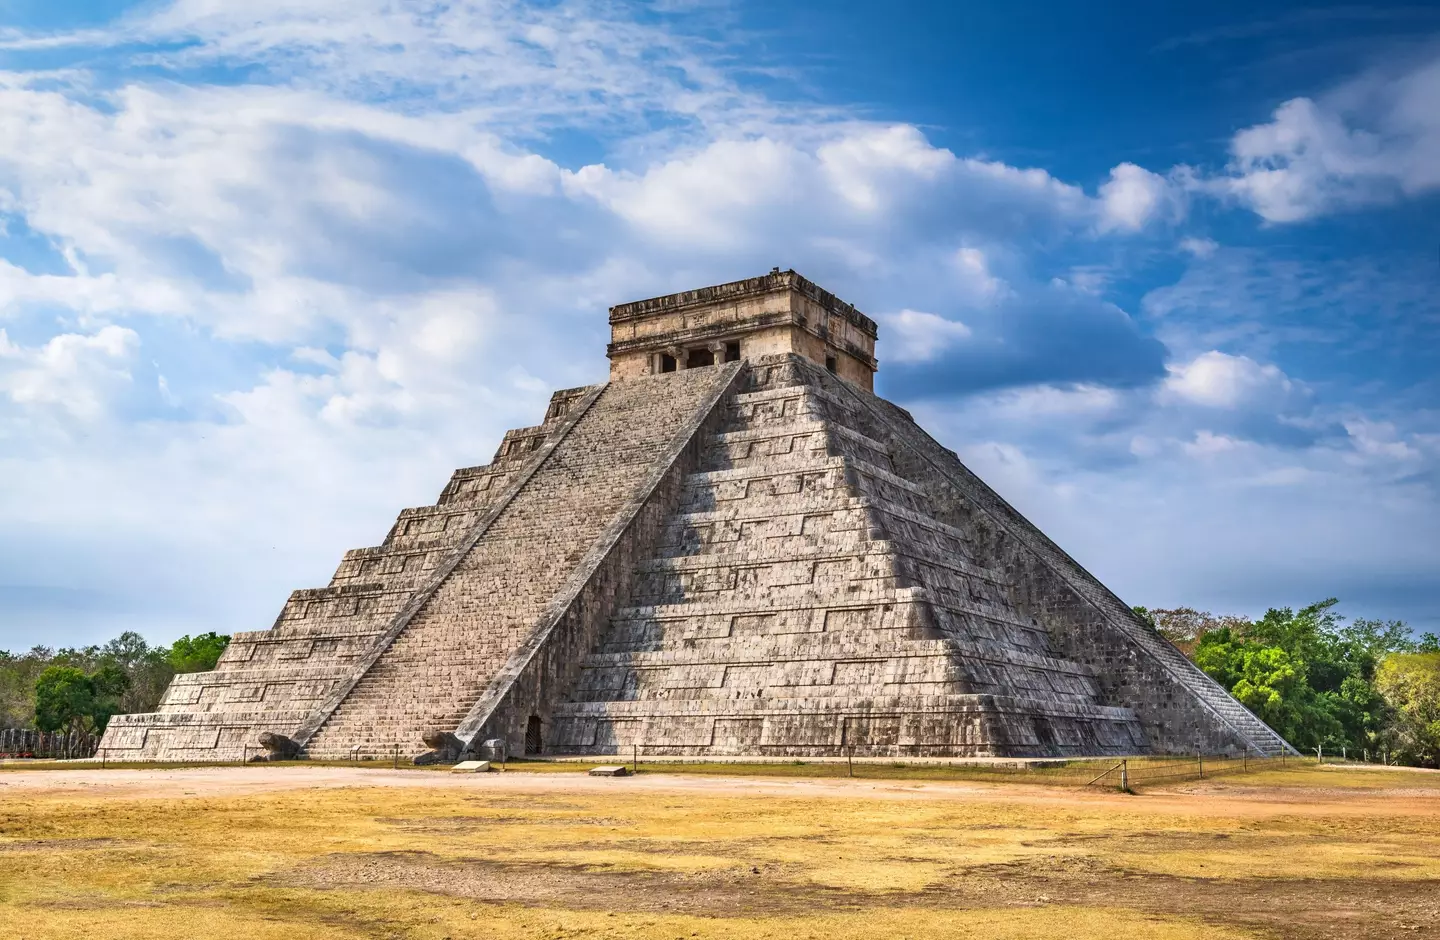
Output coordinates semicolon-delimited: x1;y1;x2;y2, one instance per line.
0;0;1436;651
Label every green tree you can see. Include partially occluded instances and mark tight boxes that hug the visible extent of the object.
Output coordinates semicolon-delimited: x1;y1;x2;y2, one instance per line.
1374;653;1440;768
33;666;97;735
1186;599;1419;754
96;632;174;714
88;662;132;733
1193;632;1336;746
167;633;230;673
4;632;187;728
1;647;56;729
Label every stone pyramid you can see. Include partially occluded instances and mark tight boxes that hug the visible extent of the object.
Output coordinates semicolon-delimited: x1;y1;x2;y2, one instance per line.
101;271;1295;762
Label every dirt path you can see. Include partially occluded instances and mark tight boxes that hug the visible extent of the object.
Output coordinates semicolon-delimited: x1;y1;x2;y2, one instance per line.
4;764;1435;819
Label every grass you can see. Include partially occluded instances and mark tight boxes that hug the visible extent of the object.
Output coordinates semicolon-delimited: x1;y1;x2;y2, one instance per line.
1;762;1437;938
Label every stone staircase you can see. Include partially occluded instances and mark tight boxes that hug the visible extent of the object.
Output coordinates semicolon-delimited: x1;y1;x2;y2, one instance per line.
99;383;599;761
302;366;733;759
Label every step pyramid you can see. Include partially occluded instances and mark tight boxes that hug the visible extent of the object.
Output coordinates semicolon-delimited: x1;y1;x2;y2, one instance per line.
100;270;1295;762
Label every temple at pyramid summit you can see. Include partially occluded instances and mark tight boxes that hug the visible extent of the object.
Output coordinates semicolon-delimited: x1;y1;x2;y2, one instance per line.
101;270;1297;762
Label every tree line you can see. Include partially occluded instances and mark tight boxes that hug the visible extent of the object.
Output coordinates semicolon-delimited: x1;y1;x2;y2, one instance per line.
0;631;229;736
1136;599;1440;767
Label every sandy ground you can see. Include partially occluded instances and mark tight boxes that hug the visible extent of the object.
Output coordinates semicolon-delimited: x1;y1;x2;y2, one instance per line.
1;763;1018;799
4;762;1435;817
3;762;1438;940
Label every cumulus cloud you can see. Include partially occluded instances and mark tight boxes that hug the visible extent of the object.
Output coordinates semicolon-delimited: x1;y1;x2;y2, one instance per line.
879;309;972;364
1086;48;1440;225
816;124;954;211
1214;50;1440;222
1097;162;1187;232
1163;350;1294;409
0;325;139;420
951;246;1008;301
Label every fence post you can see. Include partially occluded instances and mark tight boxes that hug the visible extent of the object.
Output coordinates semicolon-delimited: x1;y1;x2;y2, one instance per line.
392;744;399;770
1198;753;1204;779
632;743;637;774
847;745;854;778
1120;759;1128;792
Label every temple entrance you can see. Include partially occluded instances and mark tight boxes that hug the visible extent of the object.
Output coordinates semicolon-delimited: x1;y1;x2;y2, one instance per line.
687;348;715;368
525;715;543;755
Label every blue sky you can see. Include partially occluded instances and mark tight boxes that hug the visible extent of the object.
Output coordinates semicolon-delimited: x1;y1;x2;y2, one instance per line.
0;0;1436;650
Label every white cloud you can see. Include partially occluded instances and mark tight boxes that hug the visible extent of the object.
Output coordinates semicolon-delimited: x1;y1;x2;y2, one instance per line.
1179;236;1218;258
0;325;139;420
1344;419;1420;463
1097;162;1186;232
1215;51;1440;222
1092;50;1440;225
1163;350;1294;409
952;246;1008;301
878;309;972;363
959;383;1124;420
817;124;954;211
567;137;809;247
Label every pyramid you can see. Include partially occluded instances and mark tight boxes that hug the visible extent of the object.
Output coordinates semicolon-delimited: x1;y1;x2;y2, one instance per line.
101;271;1295;762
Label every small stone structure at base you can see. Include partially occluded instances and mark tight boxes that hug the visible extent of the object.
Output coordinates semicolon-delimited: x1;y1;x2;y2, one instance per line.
588;766;629;777
101;270;1296;763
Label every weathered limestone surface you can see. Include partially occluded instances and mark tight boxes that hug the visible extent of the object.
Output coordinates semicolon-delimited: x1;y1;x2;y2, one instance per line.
102;270;1295;762
547;357;1149;758
607;269;878;390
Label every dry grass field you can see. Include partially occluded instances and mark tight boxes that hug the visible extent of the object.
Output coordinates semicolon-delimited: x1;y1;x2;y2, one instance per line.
1;761;1437;939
